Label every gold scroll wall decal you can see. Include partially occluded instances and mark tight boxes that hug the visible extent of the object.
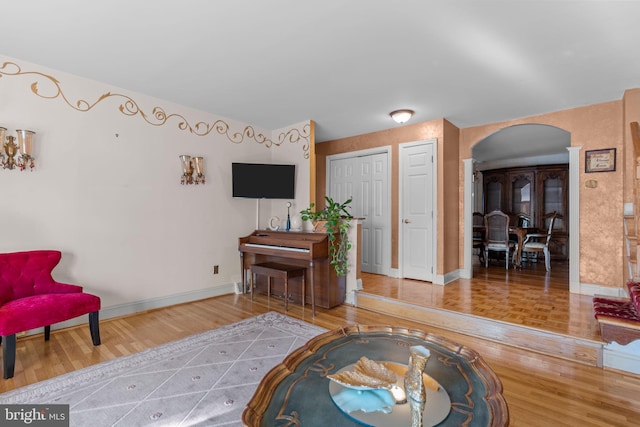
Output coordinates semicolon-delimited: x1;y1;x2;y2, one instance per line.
0;61;310;158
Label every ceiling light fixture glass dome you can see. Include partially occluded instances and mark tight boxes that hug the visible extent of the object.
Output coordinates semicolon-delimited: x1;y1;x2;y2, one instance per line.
390;109;414;124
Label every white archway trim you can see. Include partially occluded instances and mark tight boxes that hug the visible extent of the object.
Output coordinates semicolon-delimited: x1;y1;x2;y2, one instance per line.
462;158;474;279
567;146;581;292
463;148;580;290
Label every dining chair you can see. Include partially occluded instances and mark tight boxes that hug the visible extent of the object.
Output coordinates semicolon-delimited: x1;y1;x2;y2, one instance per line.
483;210;515;269
472;212;485;264
521;212;557;271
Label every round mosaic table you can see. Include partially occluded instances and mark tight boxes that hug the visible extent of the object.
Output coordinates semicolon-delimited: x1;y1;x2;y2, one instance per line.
242;325;509;426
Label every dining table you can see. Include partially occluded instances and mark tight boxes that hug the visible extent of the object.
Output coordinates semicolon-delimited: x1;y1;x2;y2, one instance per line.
473;225;531;268
510;227;527;267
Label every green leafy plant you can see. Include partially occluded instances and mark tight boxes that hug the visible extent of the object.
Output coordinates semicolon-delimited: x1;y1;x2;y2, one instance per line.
300;196;353;276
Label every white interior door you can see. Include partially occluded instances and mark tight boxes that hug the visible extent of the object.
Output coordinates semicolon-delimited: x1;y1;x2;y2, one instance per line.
329;151;389;275
401;142;434;282
359;153;388;274
329;157;354;206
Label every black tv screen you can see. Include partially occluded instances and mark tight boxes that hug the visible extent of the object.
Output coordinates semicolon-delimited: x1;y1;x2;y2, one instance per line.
232;162;296;199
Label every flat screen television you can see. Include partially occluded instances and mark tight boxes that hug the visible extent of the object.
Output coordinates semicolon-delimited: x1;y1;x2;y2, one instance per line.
232;162;296;199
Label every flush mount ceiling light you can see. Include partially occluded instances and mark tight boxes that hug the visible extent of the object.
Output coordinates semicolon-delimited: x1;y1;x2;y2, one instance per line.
390;109;414;124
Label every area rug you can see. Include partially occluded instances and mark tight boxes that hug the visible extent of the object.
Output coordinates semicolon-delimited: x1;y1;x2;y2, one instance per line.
0;312;328;426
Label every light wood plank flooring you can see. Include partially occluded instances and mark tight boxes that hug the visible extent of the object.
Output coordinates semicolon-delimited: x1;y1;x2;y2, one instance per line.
1;267;639;426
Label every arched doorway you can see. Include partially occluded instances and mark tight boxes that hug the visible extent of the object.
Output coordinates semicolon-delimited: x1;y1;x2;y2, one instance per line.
462;124;579;289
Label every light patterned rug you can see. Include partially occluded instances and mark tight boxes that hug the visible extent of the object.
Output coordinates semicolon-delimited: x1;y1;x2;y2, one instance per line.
0;312;327;426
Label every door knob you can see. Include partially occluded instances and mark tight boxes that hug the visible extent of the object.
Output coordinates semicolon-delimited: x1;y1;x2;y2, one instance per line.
404;219;411;224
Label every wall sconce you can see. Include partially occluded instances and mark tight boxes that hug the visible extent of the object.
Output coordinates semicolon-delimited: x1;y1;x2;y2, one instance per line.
179;155;205;185
0;128;36;171
390;109;415;124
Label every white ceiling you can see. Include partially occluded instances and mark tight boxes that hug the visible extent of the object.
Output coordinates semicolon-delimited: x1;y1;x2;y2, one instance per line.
1;1;639;143
473;124;570;164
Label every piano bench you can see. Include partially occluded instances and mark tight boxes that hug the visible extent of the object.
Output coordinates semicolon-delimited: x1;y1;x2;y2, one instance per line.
250;262;313;315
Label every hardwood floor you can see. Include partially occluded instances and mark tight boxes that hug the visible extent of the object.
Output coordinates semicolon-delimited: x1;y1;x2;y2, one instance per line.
1;266;640;426
359;260;601;342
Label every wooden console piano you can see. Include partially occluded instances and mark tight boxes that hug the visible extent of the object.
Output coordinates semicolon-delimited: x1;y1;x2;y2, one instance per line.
239;230;345;309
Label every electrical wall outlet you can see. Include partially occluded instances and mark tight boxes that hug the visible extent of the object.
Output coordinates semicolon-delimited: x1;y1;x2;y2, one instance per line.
213;265;219;274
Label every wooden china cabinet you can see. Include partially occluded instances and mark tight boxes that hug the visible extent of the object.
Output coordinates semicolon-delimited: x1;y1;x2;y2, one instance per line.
482;164;568;260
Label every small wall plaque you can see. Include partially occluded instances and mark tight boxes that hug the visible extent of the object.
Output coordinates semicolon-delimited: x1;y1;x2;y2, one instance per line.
585;148;616;173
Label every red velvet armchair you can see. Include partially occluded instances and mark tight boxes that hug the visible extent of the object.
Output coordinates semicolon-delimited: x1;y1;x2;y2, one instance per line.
0;250;101;379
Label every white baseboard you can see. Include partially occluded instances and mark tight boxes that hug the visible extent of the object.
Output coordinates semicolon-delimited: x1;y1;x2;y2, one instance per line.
444;269;461;284
234;281;245;294
391;269;459;286
604;340;640;374
99;282;237;321
388;268;400;278
573;282;627;297
433;269;462;285
21;282;236;336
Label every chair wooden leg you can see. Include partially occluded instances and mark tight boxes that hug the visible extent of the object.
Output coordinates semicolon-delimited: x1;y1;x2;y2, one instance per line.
301;274;306;311
89;311;101;346
544;247;551;271
284;277;289;311
310;271;316;317
44;325;51;341
2;334;16;379
250;271;255;301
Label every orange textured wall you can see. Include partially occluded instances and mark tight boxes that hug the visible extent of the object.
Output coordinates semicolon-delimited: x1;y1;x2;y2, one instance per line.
622;89;640;283
442;120;460;274
460;101;625;289
623;89;640;204
314;96;634;289
315;120;447;272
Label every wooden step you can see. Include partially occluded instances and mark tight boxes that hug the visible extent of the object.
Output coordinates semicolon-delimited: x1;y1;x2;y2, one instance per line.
626;238;638;262
629;257;638;281
631;121;640;158
355;291;603;367
624;214;638;280
625;214;637;238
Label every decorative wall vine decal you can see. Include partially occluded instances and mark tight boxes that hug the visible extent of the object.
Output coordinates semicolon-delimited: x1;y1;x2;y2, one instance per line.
278;123;311;159
0;61;310;158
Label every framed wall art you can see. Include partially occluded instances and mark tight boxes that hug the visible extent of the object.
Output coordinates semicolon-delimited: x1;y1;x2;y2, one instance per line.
585;148;616;173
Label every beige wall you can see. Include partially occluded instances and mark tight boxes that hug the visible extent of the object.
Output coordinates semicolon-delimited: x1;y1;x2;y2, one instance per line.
0;55;312;319
461;101;625;289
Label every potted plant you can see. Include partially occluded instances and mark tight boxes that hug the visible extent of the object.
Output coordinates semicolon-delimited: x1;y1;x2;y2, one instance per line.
300;196;353;276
